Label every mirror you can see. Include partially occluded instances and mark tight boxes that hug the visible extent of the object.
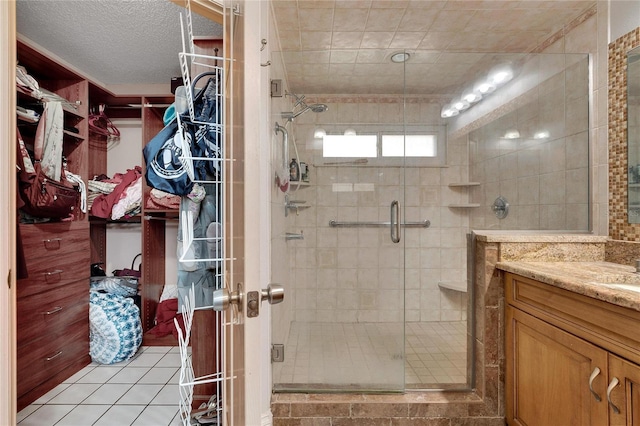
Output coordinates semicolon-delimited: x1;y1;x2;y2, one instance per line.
628;45;640;222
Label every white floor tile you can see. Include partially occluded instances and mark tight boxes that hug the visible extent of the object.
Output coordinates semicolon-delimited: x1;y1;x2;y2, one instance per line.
138;367;179;384
82;383;133;405
16;405;39;423
62;365;96;384
168;370;181;385
127;352;165;368
93;405;146;426
149;384;180;405
76;366;123;383
156;353;182;368
47;383;102;405
17;404;75;426
117;384;164;405
143;346;172;354
55;404;110;426
108;367;152;384
132;404;179;426
31;383;70;405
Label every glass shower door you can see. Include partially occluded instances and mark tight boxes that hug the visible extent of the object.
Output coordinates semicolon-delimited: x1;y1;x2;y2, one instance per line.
270;48;407;392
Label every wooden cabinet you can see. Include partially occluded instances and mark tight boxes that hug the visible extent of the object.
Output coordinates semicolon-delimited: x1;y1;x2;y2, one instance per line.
506;306;608;425
15;40;91;411
505;272;640;426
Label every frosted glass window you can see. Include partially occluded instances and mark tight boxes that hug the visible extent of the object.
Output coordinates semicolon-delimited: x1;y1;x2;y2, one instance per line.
382;134;436;157
322;135;378;158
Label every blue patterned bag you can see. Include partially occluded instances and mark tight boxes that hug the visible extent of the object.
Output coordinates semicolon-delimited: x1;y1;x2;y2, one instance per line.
89;290;142;364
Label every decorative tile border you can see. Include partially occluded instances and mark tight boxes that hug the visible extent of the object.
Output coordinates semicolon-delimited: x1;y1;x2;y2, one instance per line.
609;27;640;240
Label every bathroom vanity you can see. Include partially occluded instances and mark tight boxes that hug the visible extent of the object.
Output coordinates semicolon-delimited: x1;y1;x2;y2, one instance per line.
501;262;640;426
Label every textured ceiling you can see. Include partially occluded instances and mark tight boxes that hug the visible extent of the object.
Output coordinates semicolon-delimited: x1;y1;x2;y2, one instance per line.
272;0;597;96
16;0;222;86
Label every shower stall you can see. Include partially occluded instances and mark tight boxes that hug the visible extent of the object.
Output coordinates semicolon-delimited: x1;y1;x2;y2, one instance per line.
270;50;591;392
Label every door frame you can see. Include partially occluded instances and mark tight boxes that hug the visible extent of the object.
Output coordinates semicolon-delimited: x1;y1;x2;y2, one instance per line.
0;1;16;425
241;1;273;424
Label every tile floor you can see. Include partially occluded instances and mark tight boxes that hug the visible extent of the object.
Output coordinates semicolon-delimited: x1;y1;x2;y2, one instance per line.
273;320;467;390
17;346;184;426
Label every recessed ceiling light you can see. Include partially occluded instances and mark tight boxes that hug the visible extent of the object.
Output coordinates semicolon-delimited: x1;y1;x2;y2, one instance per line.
390;52;410;63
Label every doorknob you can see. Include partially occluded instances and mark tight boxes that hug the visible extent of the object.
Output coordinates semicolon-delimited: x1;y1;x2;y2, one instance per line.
247;283;284;318
212;283;243;311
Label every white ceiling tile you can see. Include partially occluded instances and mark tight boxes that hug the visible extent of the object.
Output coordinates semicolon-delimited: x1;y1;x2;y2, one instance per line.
302;50;332;63
365;9;405;31
301;31;333;50
361;32;395;49
434;10;478;32
331;50;360;63
333;8;369;31
389;32;426;49
398;8;440;32
279;30;303;50
335;0;373;8
331;32;365;49
299;8;335;31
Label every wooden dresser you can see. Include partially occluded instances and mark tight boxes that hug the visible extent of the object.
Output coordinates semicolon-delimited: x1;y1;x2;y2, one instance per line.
17;222;91;410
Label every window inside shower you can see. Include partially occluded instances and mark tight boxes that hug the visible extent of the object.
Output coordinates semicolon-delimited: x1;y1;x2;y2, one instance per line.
270;51;591;392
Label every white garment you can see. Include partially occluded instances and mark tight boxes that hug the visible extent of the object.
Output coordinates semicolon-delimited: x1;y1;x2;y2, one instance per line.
65;171;87;213
37;101;64;181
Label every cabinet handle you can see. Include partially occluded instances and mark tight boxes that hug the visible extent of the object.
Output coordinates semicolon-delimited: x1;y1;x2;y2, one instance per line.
607;377;621;414
43;238;62;250
589;367;602;401
44;269;63;277
45;350;63;362
43;306;63;315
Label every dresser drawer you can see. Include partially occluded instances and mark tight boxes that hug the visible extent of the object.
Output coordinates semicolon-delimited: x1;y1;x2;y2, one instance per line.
17;249;90;298
17;281;88;345
20;223;89;277
17;319;88;399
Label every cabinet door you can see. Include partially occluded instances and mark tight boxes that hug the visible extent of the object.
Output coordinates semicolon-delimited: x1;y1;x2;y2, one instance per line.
609;354;640;426
506;306;608;426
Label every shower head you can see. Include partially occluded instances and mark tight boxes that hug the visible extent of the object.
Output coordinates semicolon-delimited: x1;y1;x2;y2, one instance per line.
281;95;328;121
309;103;328;113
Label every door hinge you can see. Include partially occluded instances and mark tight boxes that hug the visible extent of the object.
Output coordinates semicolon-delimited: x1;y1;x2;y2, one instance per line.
271;344;284;363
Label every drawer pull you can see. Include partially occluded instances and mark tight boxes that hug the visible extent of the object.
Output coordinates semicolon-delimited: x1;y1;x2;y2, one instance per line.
43;306;63;315
44;270;63;277
45;350;63;362
43;238;62;250
607;377;621;414
589;367;602;402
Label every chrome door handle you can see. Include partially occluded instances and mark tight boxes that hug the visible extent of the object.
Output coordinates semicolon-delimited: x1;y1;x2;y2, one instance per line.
589;367;602;402
247;283;284;318
212;283;243;312
607;377;621;414
390;200;400;244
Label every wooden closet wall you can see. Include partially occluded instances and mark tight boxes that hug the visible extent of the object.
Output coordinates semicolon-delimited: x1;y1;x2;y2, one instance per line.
15;36;223;409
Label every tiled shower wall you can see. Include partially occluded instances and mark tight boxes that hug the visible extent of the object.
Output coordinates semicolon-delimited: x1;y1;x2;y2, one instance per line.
467;55;591;231
283;99;470;324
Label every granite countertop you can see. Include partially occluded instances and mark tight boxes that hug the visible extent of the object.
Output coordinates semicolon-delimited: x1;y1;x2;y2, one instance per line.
473;231;608;243
497;261;640;311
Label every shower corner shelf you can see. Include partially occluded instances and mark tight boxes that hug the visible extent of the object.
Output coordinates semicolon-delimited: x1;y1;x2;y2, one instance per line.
289;181;310;190
448;203;480;208
438;281;468;293
448;182;480;188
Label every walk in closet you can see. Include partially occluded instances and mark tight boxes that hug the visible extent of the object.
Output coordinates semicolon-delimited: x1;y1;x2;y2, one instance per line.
15;33;225;412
